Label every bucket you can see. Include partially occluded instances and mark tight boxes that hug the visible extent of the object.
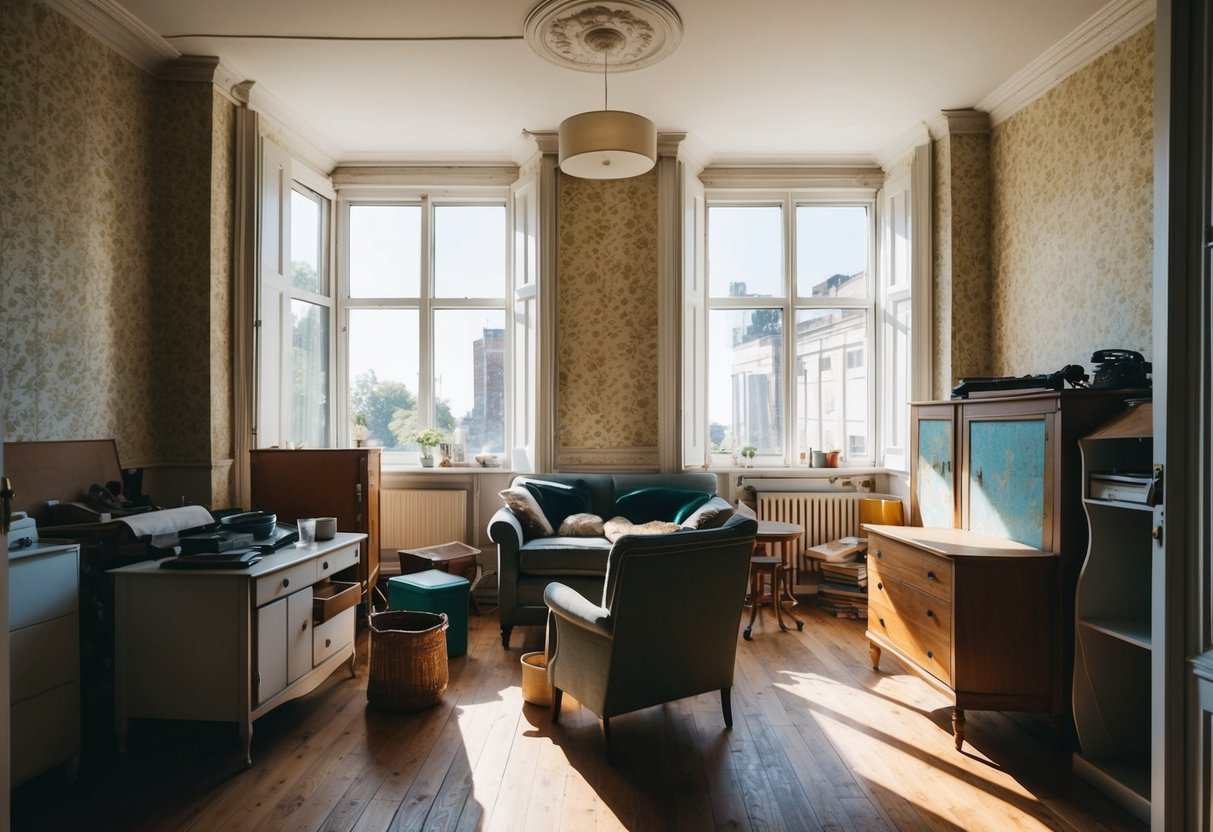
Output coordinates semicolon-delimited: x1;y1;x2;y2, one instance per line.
520;651;552;706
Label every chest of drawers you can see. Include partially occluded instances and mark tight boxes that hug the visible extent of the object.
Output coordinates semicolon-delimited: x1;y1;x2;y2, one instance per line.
112;533;365;765
865;525;1059;750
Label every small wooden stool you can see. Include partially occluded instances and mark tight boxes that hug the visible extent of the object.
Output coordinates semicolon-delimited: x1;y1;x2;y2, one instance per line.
743;555;804;640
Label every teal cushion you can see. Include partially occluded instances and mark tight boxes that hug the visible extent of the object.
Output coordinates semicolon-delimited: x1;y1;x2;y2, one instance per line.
613;487;711;525
523;478;593;530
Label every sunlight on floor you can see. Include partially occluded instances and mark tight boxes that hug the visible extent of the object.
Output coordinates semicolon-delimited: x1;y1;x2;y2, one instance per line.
771;668;1055;831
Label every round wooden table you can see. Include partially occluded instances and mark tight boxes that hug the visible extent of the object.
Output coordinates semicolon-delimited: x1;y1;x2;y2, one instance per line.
743;520;805;639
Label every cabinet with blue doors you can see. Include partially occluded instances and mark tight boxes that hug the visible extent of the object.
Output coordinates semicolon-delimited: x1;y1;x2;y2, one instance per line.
910;390;1145;730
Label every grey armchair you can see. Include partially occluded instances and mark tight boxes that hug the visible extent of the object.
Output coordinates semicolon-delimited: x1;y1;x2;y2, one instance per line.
542;514;758;757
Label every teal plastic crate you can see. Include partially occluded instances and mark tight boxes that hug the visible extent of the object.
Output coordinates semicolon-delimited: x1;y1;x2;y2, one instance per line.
387;569;470;657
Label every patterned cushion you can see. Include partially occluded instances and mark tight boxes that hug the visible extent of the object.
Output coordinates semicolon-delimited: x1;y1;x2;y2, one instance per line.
499;486;553;539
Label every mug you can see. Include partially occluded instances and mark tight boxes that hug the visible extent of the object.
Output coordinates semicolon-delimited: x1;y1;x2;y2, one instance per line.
811;450;827;468
314;516;337;541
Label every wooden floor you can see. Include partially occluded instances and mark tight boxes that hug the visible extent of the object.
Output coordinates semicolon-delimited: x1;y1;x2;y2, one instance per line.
13;603;1146;831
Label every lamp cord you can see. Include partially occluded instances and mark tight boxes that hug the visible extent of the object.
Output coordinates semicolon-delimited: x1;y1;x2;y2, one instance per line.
602;51;609;110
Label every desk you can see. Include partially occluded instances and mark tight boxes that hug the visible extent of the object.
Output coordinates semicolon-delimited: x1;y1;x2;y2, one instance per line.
112;533;366;765
744;521;805;639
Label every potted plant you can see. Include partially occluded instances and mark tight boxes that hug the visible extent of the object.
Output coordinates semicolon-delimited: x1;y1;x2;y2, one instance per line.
409;428;446;467
351;411;369;447
741;445;757;467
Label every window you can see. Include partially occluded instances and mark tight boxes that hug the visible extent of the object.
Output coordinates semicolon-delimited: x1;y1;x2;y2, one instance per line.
342;197;508;462
289;186;331;448
705;196;875;466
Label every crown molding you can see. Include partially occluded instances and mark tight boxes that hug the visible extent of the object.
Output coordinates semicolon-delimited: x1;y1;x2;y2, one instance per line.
329;166;520;189
41;0;178;71
699;165;883;190
927;108;991;140
978;0;1155;126
874;122;932;171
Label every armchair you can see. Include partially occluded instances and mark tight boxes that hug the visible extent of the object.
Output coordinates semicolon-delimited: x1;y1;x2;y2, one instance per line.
542;514;758;757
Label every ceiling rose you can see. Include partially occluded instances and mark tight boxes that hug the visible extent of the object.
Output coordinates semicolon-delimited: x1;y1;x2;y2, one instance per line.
525;0;683;73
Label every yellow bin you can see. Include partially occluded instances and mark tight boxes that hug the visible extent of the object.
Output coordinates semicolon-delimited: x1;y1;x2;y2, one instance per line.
520;651;552;706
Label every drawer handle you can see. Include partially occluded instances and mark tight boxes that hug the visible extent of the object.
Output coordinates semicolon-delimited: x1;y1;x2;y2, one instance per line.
301;621;308;632
282;578;290;588
927;650;934;659
875;549;882;559
876;582;883;591
926;609;934;618
325;638;332;648
926;570;937;580
878;618;885;627
322;561;329;570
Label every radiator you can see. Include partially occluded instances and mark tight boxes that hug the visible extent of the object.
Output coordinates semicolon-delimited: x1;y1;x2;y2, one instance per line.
757;491;901;590
380;489;468;550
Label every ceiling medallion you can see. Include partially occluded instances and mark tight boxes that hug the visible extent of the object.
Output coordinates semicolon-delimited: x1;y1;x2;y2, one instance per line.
525;0;683;73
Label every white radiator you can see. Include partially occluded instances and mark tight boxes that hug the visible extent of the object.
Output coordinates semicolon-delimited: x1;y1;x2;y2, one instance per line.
757;491;901;590
380;489;468;550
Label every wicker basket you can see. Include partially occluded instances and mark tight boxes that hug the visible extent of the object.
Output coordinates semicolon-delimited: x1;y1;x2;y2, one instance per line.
367;610;449;711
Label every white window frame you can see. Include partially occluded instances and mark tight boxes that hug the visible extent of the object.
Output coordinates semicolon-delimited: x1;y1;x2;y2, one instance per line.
702;188;878;468
336;186;512;465
257;140;336;450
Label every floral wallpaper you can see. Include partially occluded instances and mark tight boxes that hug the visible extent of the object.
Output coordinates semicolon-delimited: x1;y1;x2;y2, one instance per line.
557;171;659;468
933;130;992;396
1;0;158;462
1;0;236;505
990;24;1154;377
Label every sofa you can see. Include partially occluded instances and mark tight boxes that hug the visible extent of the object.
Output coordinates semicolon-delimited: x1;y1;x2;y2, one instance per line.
487;472;735;649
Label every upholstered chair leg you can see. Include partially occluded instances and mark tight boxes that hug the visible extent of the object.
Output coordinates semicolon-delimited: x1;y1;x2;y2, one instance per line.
721;687;733;728
500;626;512;650
551;687;564;723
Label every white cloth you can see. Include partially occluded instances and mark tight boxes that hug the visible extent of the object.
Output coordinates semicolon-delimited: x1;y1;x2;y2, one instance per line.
118;505;213;542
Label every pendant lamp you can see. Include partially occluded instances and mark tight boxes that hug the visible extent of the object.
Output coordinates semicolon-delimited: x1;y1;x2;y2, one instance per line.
525;0;681;180
557;28;656;179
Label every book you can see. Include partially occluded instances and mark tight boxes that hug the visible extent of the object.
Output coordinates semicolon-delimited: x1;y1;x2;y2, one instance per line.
161;549;262;569
806;538;868;562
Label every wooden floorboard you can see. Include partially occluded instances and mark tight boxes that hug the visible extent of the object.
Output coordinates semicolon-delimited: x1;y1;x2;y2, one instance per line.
12;603;1148;832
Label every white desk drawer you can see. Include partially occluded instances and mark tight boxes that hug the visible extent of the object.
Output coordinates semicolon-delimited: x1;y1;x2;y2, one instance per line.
316;543;359;580
256;560;318;607
11;614;79;703
313;606;355;665
10;547;78;630
11;681;79;785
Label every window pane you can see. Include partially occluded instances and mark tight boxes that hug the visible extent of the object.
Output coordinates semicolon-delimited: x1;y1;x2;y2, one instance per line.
796;206;868;297
291;188;324;293
794;308;868;463
349;205;420;298
290;299;329;448
708;309;783;458
435;205;507;298
348;309;420;451
434;309;506;455
708;206;783;298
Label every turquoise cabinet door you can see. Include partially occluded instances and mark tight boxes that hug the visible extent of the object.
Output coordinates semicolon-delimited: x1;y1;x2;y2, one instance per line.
967;418;1047;548
915;418;954;527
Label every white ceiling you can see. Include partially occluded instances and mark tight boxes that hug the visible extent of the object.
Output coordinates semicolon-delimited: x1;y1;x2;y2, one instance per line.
113;0;1118;167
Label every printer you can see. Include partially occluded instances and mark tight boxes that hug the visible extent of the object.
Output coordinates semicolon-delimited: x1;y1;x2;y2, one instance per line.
8;511;38;550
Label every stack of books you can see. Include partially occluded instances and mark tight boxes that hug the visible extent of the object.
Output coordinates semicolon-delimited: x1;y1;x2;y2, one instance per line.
817;556;868;619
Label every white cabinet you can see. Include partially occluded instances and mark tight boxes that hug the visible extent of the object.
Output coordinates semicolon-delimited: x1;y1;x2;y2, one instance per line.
10;541;80;785
1072;402;1154;823
112;533;364;765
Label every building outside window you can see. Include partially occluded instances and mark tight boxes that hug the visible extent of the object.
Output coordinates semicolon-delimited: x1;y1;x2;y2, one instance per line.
705;197;876;467
342;197;508;463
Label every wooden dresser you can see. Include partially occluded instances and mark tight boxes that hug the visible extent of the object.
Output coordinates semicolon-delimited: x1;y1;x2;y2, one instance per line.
864;524;1059;750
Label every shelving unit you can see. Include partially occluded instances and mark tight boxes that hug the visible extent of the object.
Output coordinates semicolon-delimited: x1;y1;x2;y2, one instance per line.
1072;401;1154;823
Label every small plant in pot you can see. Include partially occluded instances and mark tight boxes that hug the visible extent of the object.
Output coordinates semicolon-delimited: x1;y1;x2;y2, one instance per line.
409;428;446;467
351;411;369;447
741;445;757;467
